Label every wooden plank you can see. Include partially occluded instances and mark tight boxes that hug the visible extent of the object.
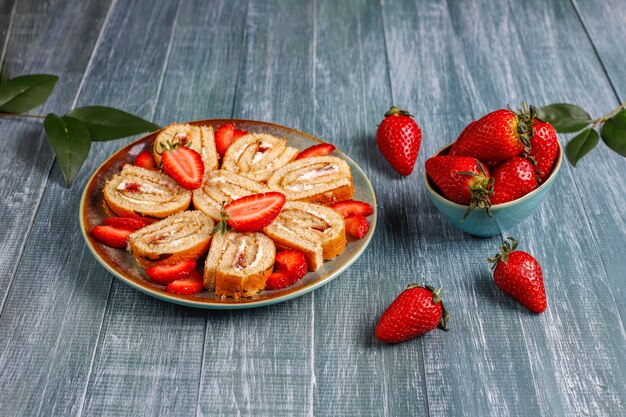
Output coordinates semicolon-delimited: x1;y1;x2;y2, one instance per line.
382;0;626;416
195;1;316;416
311;0;430;415
0;0;112;311
566;0;626;322
571;0;626;96
79;1;248;416
0;0;187;416
0;0;17;67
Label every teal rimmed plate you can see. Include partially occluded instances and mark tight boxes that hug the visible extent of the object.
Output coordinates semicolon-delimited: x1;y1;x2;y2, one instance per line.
80;119;376;309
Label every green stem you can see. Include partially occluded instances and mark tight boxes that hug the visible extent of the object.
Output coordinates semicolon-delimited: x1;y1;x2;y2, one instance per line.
0;112;46;119
592;101;626;128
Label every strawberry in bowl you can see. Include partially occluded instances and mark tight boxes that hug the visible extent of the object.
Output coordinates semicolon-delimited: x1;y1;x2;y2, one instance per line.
424;104;562;237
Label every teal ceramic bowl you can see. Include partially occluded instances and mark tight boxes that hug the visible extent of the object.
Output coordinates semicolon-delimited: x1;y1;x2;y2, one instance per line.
424;142;562;237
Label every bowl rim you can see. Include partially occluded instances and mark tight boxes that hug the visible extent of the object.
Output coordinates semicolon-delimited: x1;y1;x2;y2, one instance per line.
424;141;562;210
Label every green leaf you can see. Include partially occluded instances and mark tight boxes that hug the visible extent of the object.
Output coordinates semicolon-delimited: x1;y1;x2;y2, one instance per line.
44;114;92;187
66;106;160;141
538;103;593;133
0;74;58;113
565;128;599;167
601;109;626;157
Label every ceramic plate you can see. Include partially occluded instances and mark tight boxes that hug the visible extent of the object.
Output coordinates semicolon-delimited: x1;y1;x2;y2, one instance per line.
80;119;376;309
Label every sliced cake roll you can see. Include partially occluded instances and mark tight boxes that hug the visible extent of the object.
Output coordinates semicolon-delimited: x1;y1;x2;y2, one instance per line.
153;123;219;171
128;210;214;268
266;156;354;205
221;133;299;183
263;201;346;271
204;231;276;298
103;165;191;220
192;170;270;221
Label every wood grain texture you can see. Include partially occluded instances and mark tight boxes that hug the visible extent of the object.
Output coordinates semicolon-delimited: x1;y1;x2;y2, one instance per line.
196;1;316;415
0;0;112;312
567;0;626;323
311;1;430;415
381;0;625;416
0;0;624;416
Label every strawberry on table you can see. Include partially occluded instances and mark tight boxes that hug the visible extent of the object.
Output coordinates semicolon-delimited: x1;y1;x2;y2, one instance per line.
376;284;449;343
160;142;204;190
215;124;248;157
488;238;547;313
491;157;537;204
295;143;336;160
330;200;373;218
213;192;287;234
146;259;197;285
275;250;308;279
103;217;148;231
166;270;204;295
344;214;369;239
92;225;134;249
425;155;494;218
134;150;157;170
450;105;535;162
265;271;296;291
376;106;422;176
527;119;559;182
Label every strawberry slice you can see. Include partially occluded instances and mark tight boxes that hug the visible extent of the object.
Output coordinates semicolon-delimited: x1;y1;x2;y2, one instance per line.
103;217;149;231
215;124;248;157
219;192;286;233
275;250;308;278
295;143;336;160
331;200;373;218
161;144;204;190
134;151;156;170
344;215;369;239
233;129;248;140
166;270;204;295
146;259;197;285
92;225;134;248
265;271;296;290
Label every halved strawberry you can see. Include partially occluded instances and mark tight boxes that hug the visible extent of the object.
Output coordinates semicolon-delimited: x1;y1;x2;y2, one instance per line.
344;215;369;239
146;259;197;285
233;129;248;140
275;250;308;278
295;143;336;160
161;143;204;190
103;217;148;231
92;225;134;248
331;200;373;218
166;270;204;295
215;192;286;233
134;151;156;170
265;271;296;291
215;124;248;157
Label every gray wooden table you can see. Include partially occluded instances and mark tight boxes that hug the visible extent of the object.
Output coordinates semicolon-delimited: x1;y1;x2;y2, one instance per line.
1;0;625;416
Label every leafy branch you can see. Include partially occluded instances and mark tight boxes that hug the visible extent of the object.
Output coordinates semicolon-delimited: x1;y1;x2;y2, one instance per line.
0;73;160;186
538;102;626;166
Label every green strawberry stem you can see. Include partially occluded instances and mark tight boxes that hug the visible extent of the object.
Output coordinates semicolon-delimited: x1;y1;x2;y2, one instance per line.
384;106;412;118
591;101;626;128
514;101;537;153
211;201;232;235
459;161;494;220
487;237;519;269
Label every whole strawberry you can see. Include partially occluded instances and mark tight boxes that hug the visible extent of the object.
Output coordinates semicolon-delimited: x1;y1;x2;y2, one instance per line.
488;238;547;313
490;157;537;204
376;106;422;175
527;119;559;182
450;106;534;161
376;284;449;343
425;155;494;218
